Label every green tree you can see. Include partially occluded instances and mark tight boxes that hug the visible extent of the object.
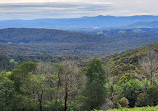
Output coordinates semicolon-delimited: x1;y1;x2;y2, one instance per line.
21;75;49;111
116;76;143;107
135;92;152;107
83;58;106;110
10;62;38;110
11;62;38;92
0;72;17;111
147;84;158;106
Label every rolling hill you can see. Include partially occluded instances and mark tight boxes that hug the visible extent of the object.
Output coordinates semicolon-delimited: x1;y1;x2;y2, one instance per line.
0;28;158;58
0;28;158;59
0;28;104;43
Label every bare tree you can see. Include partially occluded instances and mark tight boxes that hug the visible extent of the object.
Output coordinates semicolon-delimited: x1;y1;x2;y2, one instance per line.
140;50;158;85
61;61;85;111
36;62;55;75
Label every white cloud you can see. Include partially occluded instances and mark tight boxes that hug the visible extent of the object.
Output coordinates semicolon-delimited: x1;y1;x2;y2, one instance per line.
0;0;158;20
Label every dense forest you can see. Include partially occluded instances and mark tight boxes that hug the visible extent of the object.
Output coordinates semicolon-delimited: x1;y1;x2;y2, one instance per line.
0;43;158;111
1;28;158;58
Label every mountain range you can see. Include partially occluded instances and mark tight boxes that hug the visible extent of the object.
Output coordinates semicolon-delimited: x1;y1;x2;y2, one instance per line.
0;15;158;29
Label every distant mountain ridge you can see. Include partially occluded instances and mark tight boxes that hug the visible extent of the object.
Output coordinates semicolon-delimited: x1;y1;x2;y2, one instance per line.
128;21;158;28
0;15;158;29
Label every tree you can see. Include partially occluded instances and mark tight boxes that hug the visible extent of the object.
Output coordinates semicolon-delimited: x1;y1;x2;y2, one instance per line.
83;58;106;110
54;63;63;101
147;84;158;106
36;62;58;102
117;76;143;107
10;62;38;110
140;51;158;85
0;55;14;71
135;92;151;107
0;72;17;111
11;62;38;92
21;75;49;111
61;61;82;111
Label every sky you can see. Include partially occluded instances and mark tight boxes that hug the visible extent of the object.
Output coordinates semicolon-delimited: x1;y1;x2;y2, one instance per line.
0;0;157;20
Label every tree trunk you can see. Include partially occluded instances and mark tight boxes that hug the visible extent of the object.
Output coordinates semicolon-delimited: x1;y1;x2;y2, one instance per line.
150;62;153;85
64;82;68;111
150;72;152;85
56;72;61;101
144;78;147;92
39;99;43;111
38;92;43;111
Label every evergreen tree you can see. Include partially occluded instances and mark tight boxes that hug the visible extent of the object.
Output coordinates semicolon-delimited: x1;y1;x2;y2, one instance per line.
84;58;106;110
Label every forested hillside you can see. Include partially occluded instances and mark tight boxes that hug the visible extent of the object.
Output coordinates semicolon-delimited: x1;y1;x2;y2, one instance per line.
1;28;158;58
0;28;103;43
0;43;158;111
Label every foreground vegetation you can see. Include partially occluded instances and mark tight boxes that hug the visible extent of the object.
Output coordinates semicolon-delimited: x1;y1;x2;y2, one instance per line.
108;106;158;111
0;43;158;111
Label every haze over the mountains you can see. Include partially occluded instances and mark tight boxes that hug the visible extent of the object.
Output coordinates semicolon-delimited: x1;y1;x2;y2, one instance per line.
0;15;158;29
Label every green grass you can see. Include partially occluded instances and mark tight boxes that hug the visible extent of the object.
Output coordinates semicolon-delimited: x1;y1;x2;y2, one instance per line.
107;106;158;111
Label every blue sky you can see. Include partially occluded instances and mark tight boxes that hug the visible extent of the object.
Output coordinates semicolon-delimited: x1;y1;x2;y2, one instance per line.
0;0;157;20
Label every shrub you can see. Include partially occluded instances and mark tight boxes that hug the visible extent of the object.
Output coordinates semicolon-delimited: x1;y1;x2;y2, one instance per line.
147;85;158;106
135;92;151;107
119;97;129;108
116;78;143;107
112;96;121;108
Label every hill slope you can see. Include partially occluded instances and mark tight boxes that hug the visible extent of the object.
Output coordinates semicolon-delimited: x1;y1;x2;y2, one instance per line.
1;28;158;58
100;43;158;75
0;28;104;43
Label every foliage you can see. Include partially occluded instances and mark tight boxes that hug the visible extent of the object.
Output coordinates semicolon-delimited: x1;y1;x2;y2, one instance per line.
135;92;152;107
0;55;15;71
0;72;17;111
115;77;143;107
119;73;133;84
44;100;64;111
0;42;158;110
11;62;38;92
119;97;129;108
147;84;158;106
107;105;158;111
112;96;121;108
83;58;106;110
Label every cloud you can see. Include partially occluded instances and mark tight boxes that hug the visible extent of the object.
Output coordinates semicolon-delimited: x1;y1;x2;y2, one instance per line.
0;0;158;20
0;2;112;20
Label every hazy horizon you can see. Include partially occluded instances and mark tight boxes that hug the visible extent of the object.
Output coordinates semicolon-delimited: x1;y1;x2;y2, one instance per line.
0;15;157;21
0;0;158;20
